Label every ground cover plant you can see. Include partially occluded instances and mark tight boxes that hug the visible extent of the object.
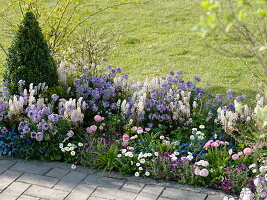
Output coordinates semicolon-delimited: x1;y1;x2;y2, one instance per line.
0;59;266;199
0;1;266;200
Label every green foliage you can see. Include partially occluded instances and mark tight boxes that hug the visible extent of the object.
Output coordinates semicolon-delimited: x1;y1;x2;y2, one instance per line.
81;142;124;172
0;0;138;56
206;147;230;168
3;11;58;94
197;0;267;81
42;85;70;100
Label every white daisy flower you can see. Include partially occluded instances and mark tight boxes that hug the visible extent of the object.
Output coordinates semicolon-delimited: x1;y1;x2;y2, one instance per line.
199;125;205;129
145;171;150;176
140;158;146;164
64;147;70;151
139;167;143;171
71;164;76;169
136;163;140;167
70;151;75;156
135;172;140;177
121;149;127;154
78;142;83;147
190;135;195;140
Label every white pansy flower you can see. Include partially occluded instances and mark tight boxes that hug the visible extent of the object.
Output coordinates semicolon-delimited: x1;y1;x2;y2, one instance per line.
198;135;204;140
196;131;202;135
192;128;197;133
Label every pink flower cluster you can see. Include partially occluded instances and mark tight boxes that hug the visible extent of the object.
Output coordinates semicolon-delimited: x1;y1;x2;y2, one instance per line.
133;127;151;134
94;115;104;122
86;125;97;133
122;134;130;147
194;168;209;177
229;147;253;160
86;115;106;133
195;160;209;167
121;127;151;147
194;160;210;177
203;140;229;150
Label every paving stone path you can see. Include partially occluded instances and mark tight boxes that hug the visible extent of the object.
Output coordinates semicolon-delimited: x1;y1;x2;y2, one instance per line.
0;157;235;200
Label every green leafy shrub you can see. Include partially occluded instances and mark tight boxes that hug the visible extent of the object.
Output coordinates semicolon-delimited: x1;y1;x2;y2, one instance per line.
3;11;58;94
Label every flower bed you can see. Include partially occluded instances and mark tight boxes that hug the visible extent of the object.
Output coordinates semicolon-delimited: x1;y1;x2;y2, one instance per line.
0;61;266;200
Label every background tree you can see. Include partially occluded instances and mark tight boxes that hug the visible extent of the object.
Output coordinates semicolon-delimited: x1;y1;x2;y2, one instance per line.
0;0;138;57
196;0;267;85
4;11;58;94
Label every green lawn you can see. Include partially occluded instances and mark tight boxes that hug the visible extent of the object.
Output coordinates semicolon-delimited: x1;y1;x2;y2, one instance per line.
0;0;262;97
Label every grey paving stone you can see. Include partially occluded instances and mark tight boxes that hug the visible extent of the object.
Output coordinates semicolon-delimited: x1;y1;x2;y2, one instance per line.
158;198;175;200
24;185;69;200
135;184;164;200
92;187;138;200
53;162;96;174
46;167;70;179
0;182;30;200
11;162;52;175
0;159;16;169
121;181;145;193
95;171;124;179
87;197;107;200
0;170;23;190
0;167;7;174
17;195;40;200
17;173;59;188
207;195;225;200
65;183;97;200
53;171;87;191
83;175;125;189
161;188;207;200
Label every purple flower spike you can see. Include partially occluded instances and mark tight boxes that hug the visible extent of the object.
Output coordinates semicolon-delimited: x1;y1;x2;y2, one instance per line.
18;80;26;86
194;76;201;82
51;94;59;101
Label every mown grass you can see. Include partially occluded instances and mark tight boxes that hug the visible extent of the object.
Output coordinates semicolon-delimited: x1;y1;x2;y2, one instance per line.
0;0;262;97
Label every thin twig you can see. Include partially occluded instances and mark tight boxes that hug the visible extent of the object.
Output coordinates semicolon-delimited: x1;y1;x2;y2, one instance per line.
0;42;8;56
